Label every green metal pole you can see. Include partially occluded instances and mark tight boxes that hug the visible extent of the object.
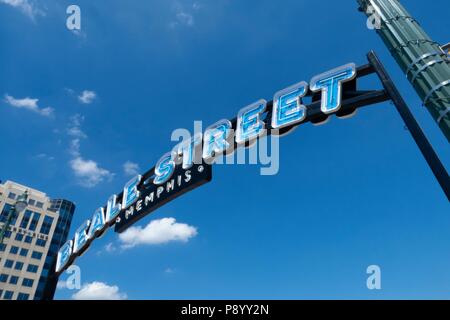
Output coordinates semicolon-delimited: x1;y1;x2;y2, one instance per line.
357;0;450;142
0;205;16;245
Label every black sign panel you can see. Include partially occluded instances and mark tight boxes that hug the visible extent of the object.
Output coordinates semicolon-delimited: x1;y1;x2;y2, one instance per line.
114;162;212;233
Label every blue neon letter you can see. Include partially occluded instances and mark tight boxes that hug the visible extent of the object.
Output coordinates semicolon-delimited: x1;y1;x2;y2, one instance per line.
73;220;91;255
175;133;203;169
236;99;267;144
122;175;142;209
105;194;122;224
272;81;308;129
310;63;356;114
88;207;106;239
153;152;176;185
202;119;232;161
55;240;73;273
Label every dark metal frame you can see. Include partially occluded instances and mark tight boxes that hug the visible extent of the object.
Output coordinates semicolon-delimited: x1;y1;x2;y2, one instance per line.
250;51;450;200
229;51;449;200
112;50;449;212
54;51;449;277
367;51;449;201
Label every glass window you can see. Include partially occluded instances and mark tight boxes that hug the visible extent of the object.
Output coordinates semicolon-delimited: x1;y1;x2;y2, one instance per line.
41;269;49;277
31;251;43;260
49;244;59;256
36;201;44;209
10;246;19;254
0;204;15;223
29;212;41;232
3;290;13;300
28;199;36;206
8;192;16;200
22;278;34;287
40;216;54;235
4;259;14;268
14;261;24;271
20;248;28;257
0;290;2;298
0;274;8;282
0;243;5;252
20;210;33;229
24;235;33;243
9;276;18;285
17;293;29;300
36;238;47;247
35;290;44;299
4;230;12;238
27;264;39;273
15;233;24;241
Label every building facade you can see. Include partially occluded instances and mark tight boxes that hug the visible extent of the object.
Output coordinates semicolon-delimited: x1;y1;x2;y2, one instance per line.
0;181;75;300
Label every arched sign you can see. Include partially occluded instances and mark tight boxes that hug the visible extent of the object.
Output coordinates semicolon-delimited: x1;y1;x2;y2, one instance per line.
55;51;449;275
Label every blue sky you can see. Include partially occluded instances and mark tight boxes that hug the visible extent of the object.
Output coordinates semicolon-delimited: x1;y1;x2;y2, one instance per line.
0;0;449;299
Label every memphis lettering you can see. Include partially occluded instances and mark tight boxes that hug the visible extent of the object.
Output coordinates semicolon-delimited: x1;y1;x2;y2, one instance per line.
55;63;357;274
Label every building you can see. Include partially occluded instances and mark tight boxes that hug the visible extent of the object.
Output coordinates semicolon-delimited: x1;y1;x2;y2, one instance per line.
0;181;75;300
38;199;75;299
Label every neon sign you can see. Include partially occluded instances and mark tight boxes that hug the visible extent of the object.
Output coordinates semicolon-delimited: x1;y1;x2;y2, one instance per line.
55;63;357;274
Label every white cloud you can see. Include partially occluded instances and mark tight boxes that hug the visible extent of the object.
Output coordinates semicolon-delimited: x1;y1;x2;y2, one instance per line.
4;94;54;117
35;153;55;161
104;243;117;253
70;157;114;188
0;0;44;19
119;218;198;248
64;88;75;95
164;268;175;274
170;2;201;28
66;113;113;187
176;11;194;27
96;243;118;256
67;114;87;139
105;243;115;252
78;90;97;104
69;138;81;157
192;2;201;10
72;282;127;300
123;161;140;176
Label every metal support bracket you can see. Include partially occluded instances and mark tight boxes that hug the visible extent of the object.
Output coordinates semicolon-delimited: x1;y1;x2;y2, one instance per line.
368;51;450;201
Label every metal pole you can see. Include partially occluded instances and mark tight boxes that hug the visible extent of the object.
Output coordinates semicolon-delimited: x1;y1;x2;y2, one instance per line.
368;51;450;201
357;0;450;142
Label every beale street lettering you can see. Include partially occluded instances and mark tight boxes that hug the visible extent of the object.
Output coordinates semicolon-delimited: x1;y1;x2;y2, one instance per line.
55;62;357;274
114;162;212;232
